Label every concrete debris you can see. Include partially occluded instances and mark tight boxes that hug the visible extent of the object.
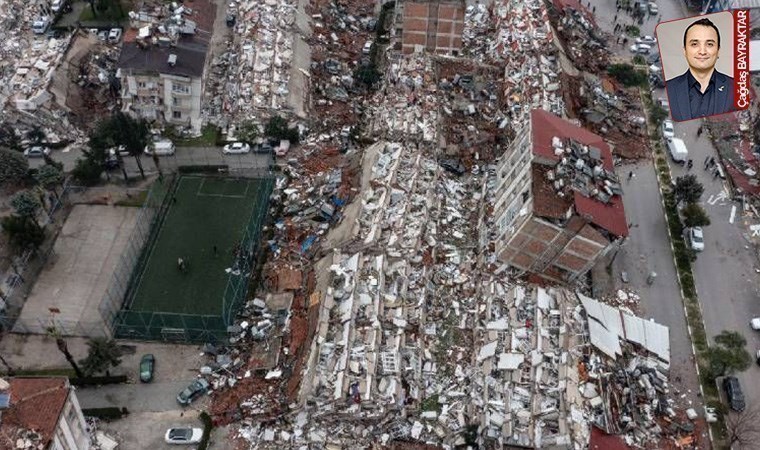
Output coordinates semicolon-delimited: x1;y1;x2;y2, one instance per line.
188;0;709;448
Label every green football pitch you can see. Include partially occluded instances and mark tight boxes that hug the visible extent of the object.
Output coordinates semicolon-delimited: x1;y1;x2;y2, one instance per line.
129;175;265;315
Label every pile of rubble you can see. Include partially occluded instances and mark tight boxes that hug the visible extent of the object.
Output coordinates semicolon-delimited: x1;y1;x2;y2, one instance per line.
213;0;297;121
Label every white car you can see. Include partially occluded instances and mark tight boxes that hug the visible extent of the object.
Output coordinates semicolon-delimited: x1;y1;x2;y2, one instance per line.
144;140;175;156
751;318;760;330
223;142;251;154
362;41;373;55
23;146;51;157
629;43;652;55
648;2;659;14
662;120;675;139
689;227;704;252
657;97;670;109
164;427;202;444
51;0;63;13
108;28;122;43
636;35;657;46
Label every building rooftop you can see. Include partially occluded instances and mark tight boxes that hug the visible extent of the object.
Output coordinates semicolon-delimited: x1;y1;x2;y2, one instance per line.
530;109;628;237
0;377;69;447
118;36;208;78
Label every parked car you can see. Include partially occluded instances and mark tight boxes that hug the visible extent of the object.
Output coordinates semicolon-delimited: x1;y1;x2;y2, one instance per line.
662;120;675;140
756;349;760;366
139;354;155;383
629;43;652;55
636;35;657;46
223;142;251;154
108;28;122;43
688;227;704;252
751;317;760;330
31;16;51;35
144;140;175;156
657;97;670;109
51;0;64;13
23;146;51;157
648;2;659;14
647;52;661;65
176;378;209;405
722;376;746;412
164;427;203;444
362;41;373;55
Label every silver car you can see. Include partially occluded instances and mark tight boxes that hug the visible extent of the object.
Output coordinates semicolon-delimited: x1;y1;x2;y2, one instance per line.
164;427;203;444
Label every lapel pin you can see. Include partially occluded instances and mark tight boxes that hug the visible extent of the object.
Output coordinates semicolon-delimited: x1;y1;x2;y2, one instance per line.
718;85;725;92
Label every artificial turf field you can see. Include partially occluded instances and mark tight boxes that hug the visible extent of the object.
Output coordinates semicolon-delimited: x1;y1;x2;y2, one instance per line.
129;175;263;316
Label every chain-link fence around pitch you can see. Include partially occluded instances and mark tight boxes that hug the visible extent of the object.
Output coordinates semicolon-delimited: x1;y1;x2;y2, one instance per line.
105;172;274;343
97;174;177;333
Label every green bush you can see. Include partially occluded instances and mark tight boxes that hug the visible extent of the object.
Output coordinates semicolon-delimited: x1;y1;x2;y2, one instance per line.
82;407;129;420
633;55;645;65
199;412;213;450
72;158;103;186
626;25;640;37
608;64;648;87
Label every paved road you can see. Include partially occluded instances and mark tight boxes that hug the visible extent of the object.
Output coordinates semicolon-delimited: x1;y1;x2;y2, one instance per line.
673;119;760;408
77;380;210;413
591;0;704;409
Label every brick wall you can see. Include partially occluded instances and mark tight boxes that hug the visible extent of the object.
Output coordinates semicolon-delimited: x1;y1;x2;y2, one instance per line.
400;0;465;55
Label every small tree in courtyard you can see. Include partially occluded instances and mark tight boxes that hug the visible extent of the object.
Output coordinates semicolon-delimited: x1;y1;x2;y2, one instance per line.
79;337;122;376
11;191;42;226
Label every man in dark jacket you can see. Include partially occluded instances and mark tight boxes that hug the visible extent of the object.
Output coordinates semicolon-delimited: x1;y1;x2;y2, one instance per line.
666;18;735;121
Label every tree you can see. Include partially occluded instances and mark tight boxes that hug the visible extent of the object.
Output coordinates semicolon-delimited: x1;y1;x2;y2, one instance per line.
236;120;260;145
607;64;648;87
674;174;704;205
355;63;382;88
71;158;103;186
726;406;760;448
648;104;668;128
46;328;84;378
706;330;751;378
25;126;45;145
682;203;711;228
0;147;29;184
11;191;42;226
79;337;122;376
0;123;21;151
1;216;45;251
35;165;64;201
89;113;150;180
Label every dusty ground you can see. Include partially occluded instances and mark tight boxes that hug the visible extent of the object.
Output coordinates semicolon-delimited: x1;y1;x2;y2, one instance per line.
13;204;139;336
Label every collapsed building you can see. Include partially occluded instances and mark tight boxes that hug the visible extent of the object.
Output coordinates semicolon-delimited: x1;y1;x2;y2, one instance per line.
492;109;628;285
394;0;466;56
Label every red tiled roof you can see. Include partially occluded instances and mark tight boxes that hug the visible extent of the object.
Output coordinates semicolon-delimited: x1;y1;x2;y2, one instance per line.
530;109;613;171
532;164;573;219
574;192;629;237
1;378;69;447
529;109;628;237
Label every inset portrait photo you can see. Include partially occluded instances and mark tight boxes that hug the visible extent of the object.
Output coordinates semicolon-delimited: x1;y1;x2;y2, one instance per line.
656;11;750;122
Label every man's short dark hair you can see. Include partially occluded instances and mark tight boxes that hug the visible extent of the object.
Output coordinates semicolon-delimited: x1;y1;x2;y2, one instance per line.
683;18;721;48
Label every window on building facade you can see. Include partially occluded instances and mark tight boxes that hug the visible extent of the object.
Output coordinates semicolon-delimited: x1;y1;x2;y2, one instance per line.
522;189;530;203
172;83;190;94
137;81;146;89
173;111;182;119
172;97;181;106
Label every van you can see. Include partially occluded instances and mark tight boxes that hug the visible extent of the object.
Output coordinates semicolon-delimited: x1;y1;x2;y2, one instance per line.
667;137;688;163
144;140;175;156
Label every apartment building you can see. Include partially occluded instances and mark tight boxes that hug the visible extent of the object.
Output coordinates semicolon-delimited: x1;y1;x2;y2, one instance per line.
493;109;628;284
0;377;90;449
117;34;208;134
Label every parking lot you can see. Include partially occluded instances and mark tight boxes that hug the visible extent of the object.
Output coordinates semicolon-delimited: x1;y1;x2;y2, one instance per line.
93;410;235;450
